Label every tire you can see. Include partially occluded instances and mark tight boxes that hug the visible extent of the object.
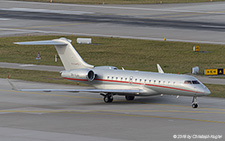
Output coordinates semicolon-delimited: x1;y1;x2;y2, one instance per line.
192;103;198;108
125;96;135;101
104;95;113;103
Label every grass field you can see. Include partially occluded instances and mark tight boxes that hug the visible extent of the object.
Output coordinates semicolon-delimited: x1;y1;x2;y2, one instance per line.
16;0;225;4
0;68;72;84
205;84;225;98
1;35;225;74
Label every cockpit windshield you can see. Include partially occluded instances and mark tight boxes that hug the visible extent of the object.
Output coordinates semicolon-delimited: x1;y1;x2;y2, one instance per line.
184;81;192;84
184;80;200;84
192;80;200;84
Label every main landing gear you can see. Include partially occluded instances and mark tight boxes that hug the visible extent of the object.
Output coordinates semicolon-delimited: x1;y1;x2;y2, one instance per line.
125;95;135;101
100;94;136;103
192;96;198;108
101;93;113;103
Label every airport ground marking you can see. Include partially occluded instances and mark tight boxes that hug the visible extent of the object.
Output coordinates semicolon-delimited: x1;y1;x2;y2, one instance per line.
1;89;225;112
155;13;207;19
1;89;101;100
17;22;90;30
0;109;225;124
1;109;225;114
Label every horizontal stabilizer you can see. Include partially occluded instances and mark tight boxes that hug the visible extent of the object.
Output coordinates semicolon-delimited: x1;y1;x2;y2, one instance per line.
14;40;69;46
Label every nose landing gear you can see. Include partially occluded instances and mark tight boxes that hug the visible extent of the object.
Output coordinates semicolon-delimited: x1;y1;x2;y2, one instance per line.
192;96;198;108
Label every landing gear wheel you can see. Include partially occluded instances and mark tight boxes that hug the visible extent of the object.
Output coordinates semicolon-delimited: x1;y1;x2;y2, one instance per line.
192;96;198;108
104;95;113;103
125;96;135;101
192;103;198;108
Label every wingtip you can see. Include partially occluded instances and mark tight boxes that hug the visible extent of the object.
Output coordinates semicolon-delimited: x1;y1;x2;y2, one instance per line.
7;78;19;91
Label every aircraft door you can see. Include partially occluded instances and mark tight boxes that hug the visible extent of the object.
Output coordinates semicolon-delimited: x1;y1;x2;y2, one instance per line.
129;76;133;85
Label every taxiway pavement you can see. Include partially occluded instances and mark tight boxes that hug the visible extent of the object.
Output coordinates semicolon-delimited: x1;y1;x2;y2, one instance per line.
0;0;225;44
0;78;225;141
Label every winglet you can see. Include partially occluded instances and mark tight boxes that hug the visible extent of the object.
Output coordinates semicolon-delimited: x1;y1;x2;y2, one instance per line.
7;78;19;91
157;64;164;73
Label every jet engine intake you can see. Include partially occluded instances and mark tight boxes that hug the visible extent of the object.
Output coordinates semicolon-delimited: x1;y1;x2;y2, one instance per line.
61;69;95;81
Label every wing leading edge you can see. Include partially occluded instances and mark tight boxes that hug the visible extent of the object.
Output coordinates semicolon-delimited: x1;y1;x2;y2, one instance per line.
8;79;140;94
17;89;140;94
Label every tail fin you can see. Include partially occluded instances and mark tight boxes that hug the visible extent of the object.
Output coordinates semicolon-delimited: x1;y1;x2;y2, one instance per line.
14;38;94;70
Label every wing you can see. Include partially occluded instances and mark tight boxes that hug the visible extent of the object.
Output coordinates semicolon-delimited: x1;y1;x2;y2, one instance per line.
8;79;140;94
17;89;140;94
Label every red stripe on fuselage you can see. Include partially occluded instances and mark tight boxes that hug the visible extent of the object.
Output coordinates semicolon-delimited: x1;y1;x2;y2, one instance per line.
62;77;203;94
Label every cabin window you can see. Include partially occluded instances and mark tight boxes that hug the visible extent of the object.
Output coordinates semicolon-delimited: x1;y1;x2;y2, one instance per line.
163;81;165;84
107;76;110;79
149;80;151;83
111;77;114;79
121;77;123;80
154;80;156;83
125;78;127;81
144;79;147;82
135;78;137;82
173;82;175;85
116;77;118;80
140;79;142;82
159;81;161;83
168;81;170;84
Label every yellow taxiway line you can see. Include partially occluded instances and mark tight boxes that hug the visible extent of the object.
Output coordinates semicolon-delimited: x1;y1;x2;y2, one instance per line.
0;109;224;124
1;89;225;124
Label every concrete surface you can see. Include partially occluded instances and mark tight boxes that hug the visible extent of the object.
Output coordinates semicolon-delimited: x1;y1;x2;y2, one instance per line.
0;78;225;141
0;1;225;44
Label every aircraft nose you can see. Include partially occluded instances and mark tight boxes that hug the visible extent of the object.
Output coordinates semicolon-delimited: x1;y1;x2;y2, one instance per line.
204;87;211;95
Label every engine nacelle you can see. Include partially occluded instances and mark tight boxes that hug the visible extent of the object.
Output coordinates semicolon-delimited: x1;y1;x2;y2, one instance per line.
61;69;95;81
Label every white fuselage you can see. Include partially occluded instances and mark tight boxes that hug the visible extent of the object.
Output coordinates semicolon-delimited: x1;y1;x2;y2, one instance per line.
62;66;211;97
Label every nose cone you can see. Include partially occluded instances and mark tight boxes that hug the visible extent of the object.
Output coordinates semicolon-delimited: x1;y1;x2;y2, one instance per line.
204;87;211;95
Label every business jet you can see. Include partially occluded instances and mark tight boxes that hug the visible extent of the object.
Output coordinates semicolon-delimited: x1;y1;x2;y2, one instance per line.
9;37;211;108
